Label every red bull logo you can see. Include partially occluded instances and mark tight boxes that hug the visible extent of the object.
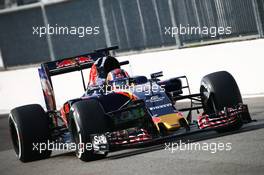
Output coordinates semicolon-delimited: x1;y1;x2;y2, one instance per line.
77;56;92;63
56;59;76;68
56;56;93;68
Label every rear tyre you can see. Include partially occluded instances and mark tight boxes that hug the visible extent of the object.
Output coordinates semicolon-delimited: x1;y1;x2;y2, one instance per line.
200;71;243;132
9;104;51;162
70;99;108;162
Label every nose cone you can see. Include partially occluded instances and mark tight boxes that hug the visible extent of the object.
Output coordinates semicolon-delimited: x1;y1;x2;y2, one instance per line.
154;113;187;131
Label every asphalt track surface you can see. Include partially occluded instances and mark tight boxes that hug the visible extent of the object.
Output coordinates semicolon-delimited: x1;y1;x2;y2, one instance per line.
0;97;264;175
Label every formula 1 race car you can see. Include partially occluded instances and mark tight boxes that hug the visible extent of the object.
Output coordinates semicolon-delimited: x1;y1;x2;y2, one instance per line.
9;46;252;162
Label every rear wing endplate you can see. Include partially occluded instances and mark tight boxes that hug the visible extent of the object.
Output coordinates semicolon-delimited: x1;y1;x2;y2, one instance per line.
38;46;119;111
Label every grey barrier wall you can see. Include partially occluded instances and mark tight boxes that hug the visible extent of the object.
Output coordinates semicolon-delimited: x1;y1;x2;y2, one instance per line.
0;6;50;66
0;0;4;9
0;0;263;67
45;0;107;59
257;0;264;33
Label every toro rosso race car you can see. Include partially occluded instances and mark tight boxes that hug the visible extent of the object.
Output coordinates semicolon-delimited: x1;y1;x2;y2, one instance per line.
9;46;252;162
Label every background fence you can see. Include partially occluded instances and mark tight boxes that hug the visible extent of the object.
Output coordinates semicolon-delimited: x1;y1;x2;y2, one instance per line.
0;0;263;67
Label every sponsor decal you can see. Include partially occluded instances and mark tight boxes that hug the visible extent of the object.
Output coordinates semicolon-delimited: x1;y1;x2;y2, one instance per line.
149;103;172;111
146;95;165;103
56;56;93;68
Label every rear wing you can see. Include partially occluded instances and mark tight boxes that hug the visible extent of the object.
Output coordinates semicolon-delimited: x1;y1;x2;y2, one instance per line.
44;46;119;76
38;46;123;111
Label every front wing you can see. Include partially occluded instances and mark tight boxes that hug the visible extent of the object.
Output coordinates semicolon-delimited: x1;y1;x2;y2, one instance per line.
197;104;250;129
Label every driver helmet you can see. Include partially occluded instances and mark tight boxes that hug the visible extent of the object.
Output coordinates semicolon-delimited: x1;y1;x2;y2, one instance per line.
106;68;130;90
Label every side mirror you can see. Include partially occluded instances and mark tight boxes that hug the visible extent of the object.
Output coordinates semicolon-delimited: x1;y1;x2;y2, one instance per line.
150;71;163;81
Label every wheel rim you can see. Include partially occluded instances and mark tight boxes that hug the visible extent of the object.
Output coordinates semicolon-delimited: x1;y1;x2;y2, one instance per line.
72;111;83;159
201;86;217;114
9;114;22;159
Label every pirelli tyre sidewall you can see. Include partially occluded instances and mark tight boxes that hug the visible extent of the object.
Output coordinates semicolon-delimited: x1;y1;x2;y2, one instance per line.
200;71;243;131
9;104;51;162
69;99;108;162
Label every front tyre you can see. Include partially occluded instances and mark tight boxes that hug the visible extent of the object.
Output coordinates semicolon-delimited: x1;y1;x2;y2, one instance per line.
200;71;243;131
70;99;109;162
